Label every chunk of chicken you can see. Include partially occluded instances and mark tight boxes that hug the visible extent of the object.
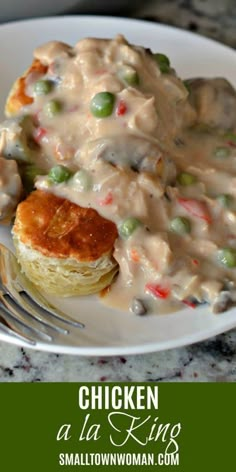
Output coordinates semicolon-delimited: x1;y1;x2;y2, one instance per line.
186;78;236;130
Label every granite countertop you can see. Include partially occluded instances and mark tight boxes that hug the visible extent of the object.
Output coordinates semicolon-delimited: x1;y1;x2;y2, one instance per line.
1;0;236;382
1;333;236;382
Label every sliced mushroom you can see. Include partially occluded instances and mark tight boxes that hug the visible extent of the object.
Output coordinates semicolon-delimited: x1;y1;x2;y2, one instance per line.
212;290;234;314
130;297;147;316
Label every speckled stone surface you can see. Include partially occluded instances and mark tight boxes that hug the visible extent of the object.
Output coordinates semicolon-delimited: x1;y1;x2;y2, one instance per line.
1;331;236;382
1;0;236;382
134;0;236;48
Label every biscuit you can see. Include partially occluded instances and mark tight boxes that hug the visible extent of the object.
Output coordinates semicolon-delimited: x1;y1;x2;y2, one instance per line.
12;190;118;296
5;59;47;117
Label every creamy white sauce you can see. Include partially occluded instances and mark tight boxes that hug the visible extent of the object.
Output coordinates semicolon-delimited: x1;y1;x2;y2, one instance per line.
1;35;236;314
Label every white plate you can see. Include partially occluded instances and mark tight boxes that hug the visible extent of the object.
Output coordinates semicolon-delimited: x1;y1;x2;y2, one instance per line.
0;16;236;355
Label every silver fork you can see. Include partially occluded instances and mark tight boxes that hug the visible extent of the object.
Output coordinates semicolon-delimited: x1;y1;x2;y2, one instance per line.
0;243;84;345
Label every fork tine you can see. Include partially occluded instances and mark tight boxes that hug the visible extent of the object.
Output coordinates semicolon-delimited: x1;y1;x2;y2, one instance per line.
0;307;37;345
20;285;85;328
0;296;53;342
3;289;69;335
0;243;85;332
0;317;36;345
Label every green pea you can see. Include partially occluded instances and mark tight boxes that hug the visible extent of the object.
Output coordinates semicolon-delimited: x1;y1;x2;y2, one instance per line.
154;53;170;73
170;216;191;235
119;217;141;239
217;248;236;268
120;67;139;86
224;132;236;143
72;169;92;191
48;165;72;184
216;194;233;208
214;146;230;158
34;79;53;96
44;100;62;117
90;92;115;118
177;172;197;186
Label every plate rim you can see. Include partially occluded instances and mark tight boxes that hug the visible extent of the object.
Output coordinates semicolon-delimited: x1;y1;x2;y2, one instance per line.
1;317;236;356
1;13;235;55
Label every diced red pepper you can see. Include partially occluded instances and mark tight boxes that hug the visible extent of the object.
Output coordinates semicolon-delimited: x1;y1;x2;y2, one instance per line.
182;299;196;309
226;140;236;148
116;100;127;116
130;249;140;263
99;192;113;206
34;127;47;143
178;198;211;223
145;283;170;299
94;69;107;76
192;259;199;266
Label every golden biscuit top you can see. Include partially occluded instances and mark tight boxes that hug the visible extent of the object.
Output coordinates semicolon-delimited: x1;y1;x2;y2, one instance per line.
5;59;48;116
13;190;118;262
